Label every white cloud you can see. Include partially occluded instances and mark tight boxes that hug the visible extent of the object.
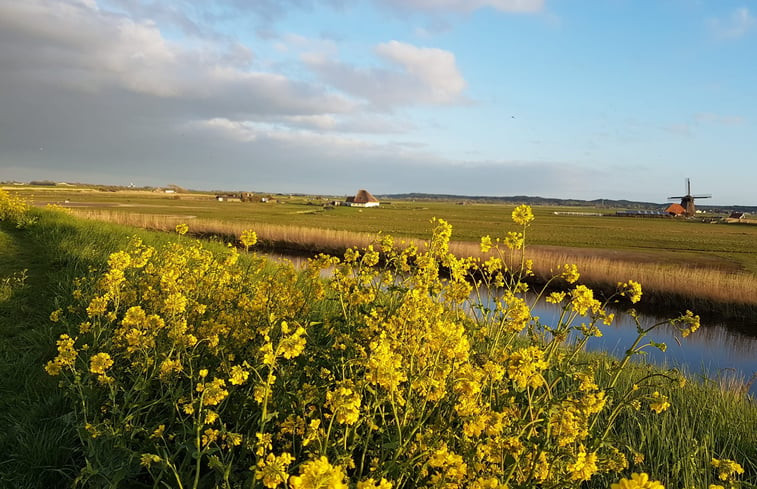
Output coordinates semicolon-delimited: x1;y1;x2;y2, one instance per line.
305;40;467;107
0;1;356;116
709;7;756;39
375;41;466;103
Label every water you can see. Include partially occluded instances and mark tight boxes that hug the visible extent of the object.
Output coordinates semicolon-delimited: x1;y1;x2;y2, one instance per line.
264;252;757;396
530;298;757;396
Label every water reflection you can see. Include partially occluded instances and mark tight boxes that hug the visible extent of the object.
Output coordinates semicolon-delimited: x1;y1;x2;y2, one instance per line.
531;298;757;396
263;252;757;396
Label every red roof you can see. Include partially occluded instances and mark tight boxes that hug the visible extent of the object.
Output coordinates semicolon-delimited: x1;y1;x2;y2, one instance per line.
665;203;686;215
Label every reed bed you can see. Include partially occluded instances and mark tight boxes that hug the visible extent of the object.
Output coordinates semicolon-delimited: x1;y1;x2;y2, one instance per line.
70;209;757;310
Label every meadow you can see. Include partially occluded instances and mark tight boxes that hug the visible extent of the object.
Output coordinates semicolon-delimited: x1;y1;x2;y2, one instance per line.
0;189;755;488
10;186;757;319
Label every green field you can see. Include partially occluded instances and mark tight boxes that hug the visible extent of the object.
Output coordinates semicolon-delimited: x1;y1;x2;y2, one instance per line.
11;186;757;276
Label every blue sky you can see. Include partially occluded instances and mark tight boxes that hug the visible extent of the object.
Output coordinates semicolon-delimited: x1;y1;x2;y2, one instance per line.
0;0;755;205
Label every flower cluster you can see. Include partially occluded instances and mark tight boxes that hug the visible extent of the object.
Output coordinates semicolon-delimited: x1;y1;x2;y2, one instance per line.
44;208;734;488
0;189;37;228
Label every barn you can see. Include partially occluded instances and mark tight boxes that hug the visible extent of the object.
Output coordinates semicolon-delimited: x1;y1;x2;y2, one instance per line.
345;189;380;207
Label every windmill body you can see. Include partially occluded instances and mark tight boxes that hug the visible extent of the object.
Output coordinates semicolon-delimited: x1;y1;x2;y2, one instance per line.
668;178;711;216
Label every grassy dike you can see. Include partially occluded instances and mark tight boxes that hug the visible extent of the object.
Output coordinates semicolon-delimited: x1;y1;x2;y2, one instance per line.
0;208;755;488
0;210;240;487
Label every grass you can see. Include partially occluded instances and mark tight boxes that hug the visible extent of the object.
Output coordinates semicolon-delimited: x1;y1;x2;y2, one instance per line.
0;210;251;487
0;207;755;487
11;186;757;274
589;356;757;488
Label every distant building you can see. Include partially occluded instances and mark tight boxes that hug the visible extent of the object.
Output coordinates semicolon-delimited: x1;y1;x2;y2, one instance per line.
216;194;241;202
664;203;686;216
345;189;380;207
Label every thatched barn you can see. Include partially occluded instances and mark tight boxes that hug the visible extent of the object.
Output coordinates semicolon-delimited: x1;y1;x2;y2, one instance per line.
345;189;380;207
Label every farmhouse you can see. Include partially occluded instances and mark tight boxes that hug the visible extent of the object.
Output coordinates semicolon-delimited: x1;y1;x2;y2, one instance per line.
664;203;686;216
345;189;380;207
216;194;241;202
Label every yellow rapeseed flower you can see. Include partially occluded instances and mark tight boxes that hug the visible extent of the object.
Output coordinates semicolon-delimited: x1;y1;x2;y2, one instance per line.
480;235;493;253
229;365;249;385
289;456;348;489
140;453;162;467
711;458;744;481
49;308;63;322
611;472;664;489
570;285;601;315
254;452;294;489
89;352;114;375
567;448;598;481
357;478;393;489
325;384;362;425
175;223;189;235
511;204;535;226
561;263;580;284
618;280;643;303
649;391;670;413
240;229;258;248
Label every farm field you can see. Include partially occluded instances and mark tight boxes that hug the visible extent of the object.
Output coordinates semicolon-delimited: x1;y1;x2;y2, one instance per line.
9;186;757;276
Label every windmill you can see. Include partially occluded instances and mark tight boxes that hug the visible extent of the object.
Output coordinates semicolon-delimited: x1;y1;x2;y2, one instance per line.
668;178;711;216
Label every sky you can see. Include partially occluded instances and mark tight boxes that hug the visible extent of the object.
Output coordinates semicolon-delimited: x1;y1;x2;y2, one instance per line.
0;0;755;205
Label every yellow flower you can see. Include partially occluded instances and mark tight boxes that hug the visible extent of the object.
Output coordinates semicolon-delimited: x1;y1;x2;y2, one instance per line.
86;295;109;318
159;358;182;380
229;365;249;385
357;478;393;489
561;263;580;284
325;384;362;425
567;448;598;481
175;223;189;235
289;456;348;489
240;229;258;248
150;424;165;439
279;326;307;359
503;231;524;250
649;391;670;414
618;280;643;303
89;352;114;375
678;310;701;337
49;308;63;322
254;452;294;488
505;346;548;390
45;333;77;375
197;378;229;406
611;472;664;489
107;250;132;270
201;428;220;446
711;458;744;481
570;285;602;315
545;291;566;304
140;453;162;467
511;204;535;226
480;235;493;253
